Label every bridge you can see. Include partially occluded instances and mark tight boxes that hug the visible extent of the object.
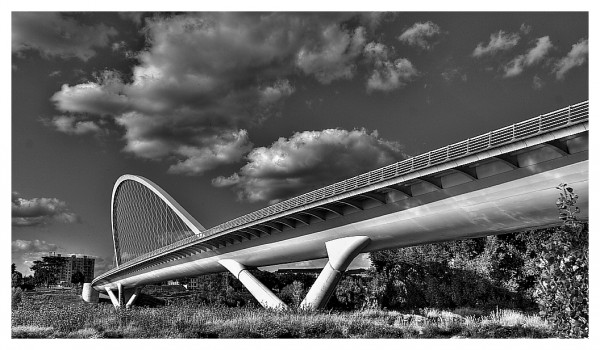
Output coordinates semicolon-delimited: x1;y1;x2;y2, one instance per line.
85;101;589;310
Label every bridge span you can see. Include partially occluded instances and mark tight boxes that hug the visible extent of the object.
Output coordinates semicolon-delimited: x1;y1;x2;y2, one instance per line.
87;101;588;310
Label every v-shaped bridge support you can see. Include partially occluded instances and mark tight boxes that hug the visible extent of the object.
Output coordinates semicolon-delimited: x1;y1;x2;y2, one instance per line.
300;236;370;310
219;259;288;309
218;236;370;310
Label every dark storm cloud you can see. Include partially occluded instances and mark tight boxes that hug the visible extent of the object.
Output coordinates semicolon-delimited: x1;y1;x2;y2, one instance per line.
49;13;402;176
12;12;118;61
12;192;80;227
212;128;407;203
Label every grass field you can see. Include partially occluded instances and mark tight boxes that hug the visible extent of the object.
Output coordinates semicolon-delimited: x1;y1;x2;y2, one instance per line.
11;289;554;338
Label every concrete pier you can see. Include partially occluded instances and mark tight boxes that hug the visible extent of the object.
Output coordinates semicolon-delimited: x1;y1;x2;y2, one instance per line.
219;259;288;309
300;236;370;310
81;282;99;303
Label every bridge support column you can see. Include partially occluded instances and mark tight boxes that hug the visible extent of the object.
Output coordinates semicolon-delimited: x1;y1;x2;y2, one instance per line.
81;283;99;303
125;287;142;309
300;236;370;310
219;259;288;309
105;287;121;309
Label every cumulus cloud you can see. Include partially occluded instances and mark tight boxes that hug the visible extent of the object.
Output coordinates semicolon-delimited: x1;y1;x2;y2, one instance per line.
50;115;103;135
111;41;126;52
358;12;388;32
11;241;112;276
12;239;58;254
398;21;441;50
472;30;520;58
93;256;115;276
366;59;417;92
12;192;80;227
364;42;418;93
503;36;553;78
296;25;366;84
167;130;254;175
52;70;129;116
520;23;532;35
553;38;588;80
441;68;467;82
118;12;144;26
212;128;406;203
533;75;544;90
12;12;118;61
12;240;61;274
50;13;377;175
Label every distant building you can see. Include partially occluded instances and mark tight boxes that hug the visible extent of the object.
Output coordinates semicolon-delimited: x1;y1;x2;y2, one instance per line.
188;277;200;290
275;268;322;277
45;253;95;286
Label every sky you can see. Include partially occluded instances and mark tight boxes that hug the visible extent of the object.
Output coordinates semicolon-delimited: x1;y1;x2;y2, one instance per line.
9;10;589;278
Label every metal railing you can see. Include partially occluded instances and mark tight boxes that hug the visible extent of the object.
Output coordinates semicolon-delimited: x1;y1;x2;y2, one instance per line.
101;100;588;276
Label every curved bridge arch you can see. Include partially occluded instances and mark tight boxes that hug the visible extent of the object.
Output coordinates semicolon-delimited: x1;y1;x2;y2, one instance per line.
111;175;205;266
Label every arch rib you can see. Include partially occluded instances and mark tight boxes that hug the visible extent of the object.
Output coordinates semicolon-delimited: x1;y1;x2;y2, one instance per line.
111;174;206;266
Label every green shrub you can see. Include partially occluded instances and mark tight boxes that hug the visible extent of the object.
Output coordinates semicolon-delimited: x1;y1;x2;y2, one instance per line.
533;224;588;337
279;280;306;307
11;287;23;308
12;325;55;338
528;184;588;338
334;276;368;310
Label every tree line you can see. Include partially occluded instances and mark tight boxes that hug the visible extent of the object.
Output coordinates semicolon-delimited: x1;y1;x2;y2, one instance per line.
12;257;87;289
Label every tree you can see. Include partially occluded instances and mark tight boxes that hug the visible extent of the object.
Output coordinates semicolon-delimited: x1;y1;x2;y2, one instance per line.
11;263;23;288
30;256;66;288
279;280;306;307
71;270;85;286
532;183;588;338
334;276;367;310
21;275;36;291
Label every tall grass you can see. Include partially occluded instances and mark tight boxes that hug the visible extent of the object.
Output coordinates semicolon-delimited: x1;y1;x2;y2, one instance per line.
11;290;554;338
